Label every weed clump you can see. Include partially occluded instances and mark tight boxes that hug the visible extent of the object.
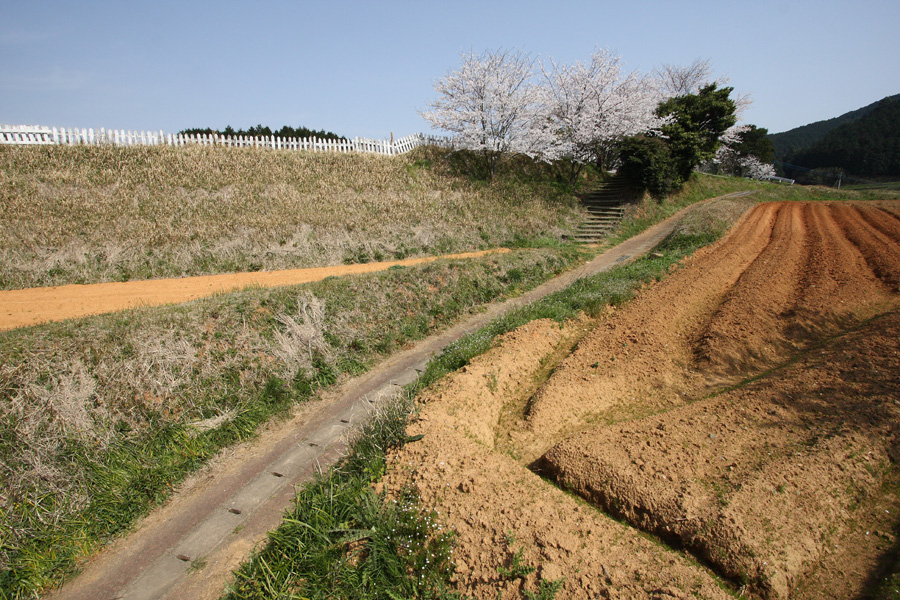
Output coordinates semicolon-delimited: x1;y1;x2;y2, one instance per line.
225;394;460;600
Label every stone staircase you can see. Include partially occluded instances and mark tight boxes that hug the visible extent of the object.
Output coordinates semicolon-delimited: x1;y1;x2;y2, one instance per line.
572;178;634;244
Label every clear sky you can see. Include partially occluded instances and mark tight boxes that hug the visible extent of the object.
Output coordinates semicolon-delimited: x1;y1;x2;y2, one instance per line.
2;0;897;139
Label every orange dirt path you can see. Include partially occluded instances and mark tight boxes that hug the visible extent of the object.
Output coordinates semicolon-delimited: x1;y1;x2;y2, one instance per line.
0;248;510;331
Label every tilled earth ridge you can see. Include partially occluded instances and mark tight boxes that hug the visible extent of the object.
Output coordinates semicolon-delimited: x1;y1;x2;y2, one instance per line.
522;202;899;460
540;308;900;599
382;319;734;600
382;200;900;599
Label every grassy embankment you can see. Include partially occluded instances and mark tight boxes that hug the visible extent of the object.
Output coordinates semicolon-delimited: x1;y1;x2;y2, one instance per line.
0;145;581;290
0;145;586;598
223;175;900;600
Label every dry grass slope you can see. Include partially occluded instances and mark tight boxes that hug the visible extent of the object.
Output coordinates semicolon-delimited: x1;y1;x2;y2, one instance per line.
0;145;582;289
0;247;582;597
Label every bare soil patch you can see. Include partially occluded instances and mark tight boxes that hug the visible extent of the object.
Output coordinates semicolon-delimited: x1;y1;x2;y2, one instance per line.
522;202;898;458
383;320;733;599
384;200;900;599
541;309;900;598
0;248;509;331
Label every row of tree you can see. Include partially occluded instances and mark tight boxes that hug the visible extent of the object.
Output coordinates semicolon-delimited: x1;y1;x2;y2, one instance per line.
179;124;345;141
421;49;774;194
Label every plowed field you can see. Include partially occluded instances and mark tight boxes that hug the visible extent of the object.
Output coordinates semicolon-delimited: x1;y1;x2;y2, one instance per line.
383;201;900;599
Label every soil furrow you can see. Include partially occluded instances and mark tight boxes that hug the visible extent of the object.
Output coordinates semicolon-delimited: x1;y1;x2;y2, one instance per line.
692;202;809;375
793;203;891;319
540;309;900;599
854;205;900;244
375;200;900;600
533;201;900;598
383;320;734;600
517;203;780;458
829;203;900;288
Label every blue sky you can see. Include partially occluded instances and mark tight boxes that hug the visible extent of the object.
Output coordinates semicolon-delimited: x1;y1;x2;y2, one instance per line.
2;0;898;139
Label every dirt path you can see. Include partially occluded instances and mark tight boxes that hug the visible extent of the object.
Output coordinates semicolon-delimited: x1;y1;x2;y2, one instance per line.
384;200;900;599
0;249;511;331
48;197;717;600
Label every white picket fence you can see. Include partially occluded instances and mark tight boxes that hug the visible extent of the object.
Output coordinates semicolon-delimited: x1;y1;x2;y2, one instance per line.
0;124;452;156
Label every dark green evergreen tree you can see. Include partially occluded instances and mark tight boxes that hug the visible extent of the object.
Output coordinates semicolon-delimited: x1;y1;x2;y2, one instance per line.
178;124;345;140
656;84;737;180
734;125;774;164
617;136;677;199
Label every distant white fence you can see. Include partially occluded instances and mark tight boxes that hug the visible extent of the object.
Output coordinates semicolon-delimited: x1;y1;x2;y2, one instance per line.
0;124;452;156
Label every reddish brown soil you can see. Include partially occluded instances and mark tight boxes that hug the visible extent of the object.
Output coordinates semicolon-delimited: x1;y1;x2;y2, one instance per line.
383;201;900;599
541;310;900;598
383;320;734;599
522;202;898;457
0;248;509;331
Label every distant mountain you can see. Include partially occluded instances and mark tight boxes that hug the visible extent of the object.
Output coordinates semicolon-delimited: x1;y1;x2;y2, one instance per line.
783;97;900;180
769;94;900;160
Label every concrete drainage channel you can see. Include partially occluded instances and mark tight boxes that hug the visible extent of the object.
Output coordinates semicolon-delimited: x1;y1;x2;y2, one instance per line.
50;198;734;600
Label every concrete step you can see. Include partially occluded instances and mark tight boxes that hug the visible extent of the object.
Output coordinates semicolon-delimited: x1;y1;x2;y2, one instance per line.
573;178;634;244
583;209;621;215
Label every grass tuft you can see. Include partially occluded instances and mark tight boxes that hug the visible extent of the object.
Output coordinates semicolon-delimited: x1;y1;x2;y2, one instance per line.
224;392;461;600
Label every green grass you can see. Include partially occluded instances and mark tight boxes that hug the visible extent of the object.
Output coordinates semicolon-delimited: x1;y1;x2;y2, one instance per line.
225;393;461;600
605;172;897;249
842;181;900;192
0;247;583;599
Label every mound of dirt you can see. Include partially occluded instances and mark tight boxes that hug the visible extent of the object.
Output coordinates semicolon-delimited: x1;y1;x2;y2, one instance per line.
540;309;900;598
383;320;733;599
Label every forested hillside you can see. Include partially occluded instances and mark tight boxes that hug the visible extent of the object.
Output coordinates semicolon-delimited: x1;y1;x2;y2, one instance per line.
781;96;900;180
769;94;899;160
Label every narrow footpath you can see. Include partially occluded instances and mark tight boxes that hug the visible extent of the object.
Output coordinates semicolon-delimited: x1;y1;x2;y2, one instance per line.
0;249;512;331
47;196;745;600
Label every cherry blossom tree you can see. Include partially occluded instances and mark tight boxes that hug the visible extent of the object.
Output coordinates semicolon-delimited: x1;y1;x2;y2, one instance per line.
653;58;718;97
738;155;777;180
654;58;752;118
537;49;666;179
707;124;777;180
421;48;543;178
422;50;761;185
